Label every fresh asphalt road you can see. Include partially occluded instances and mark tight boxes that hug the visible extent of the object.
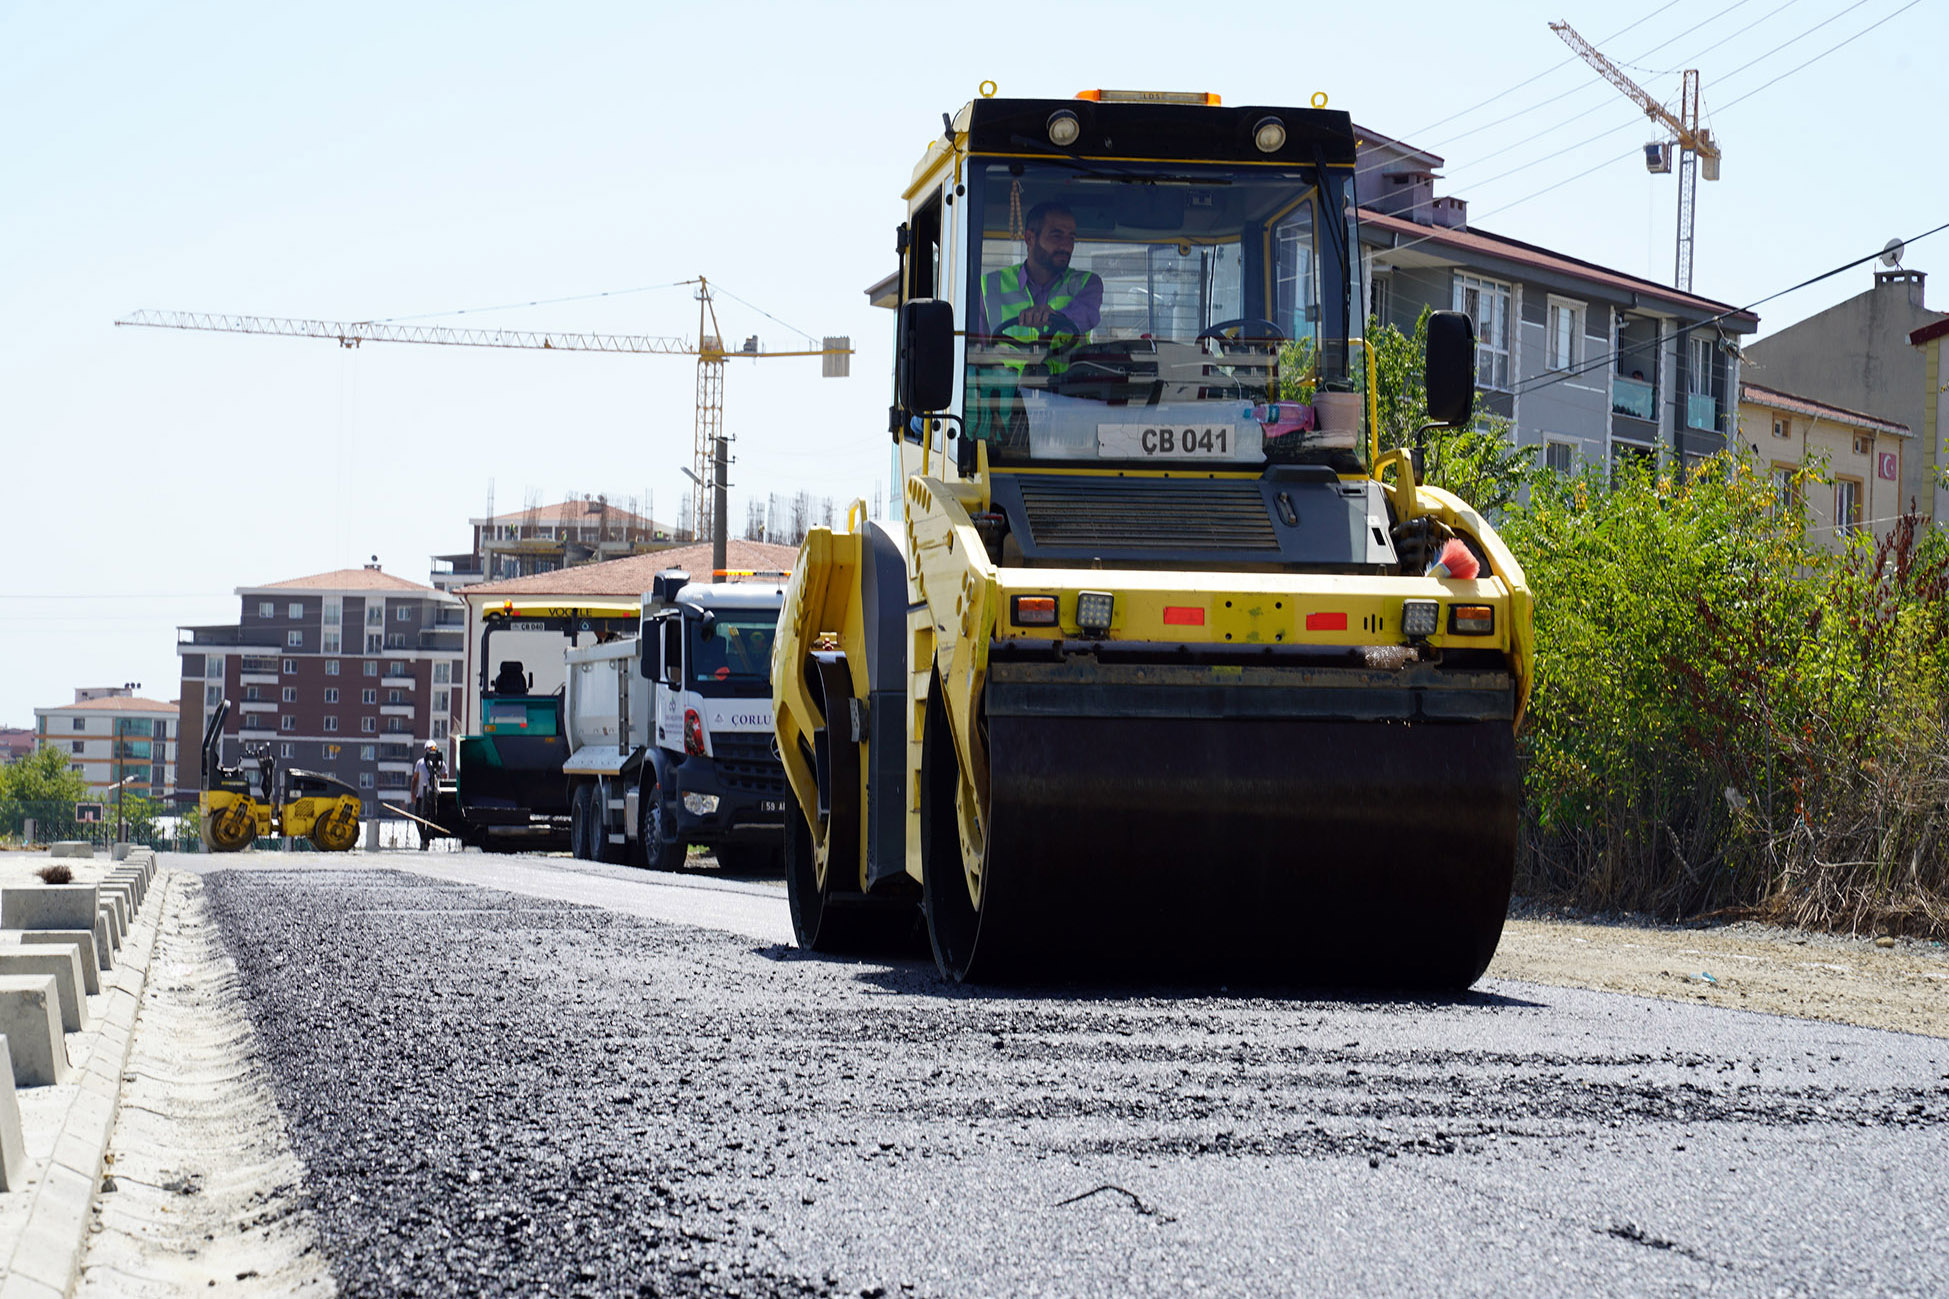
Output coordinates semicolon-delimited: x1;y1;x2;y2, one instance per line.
175;850;1949;1297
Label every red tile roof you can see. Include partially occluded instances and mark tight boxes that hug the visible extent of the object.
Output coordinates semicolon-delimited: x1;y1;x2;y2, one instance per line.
1360;209;1759;327
466;540;801;599
244;567;442;594
1740;383;1911;437
1910;318;1949;346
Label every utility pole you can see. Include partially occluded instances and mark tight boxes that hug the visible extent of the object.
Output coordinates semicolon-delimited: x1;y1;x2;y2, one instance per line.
712;433;730;575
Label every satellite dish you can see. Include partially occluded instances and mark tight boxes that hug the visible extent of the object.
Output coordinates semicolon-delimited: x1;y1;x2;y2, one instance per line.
1881;237;1905;269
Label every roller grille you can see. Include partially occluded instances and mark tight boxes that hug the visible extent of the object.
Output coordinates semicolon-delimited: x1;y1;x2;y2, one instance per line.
1017;478;1279;552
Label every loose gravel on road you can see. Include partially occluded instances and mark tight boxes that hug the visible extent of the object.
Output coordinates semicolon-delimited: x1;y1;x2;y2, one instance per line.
200;862;1949;1298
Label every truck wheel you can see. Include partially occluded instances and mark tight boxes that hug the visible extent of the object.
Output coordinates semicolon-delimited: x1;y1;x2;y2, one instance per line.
639;779;684;871
590;781;624;864
569;784;592;860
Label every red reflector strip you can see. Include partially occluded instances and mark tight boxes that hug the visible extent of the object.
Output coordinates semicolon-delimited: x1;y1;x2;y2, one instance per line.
1163;606;1205;626
1305;612;1348;631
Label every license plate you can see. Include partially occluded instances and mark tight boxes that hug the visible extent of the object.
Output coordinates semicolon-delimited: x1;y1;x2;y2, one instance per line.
1097;423;1238;459
761;800;783;814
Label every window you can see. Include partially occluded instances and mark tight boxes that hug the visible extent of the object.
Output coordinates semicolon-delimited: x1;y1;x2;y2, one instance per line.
359;771;374;790
322;630;341;654
362;688;377;705
258;601;274;619
386;633;407;649
245;686;260;702
71;717;85;731
280;716;295;732
1688;335;1714;395
432;719;449;740
387;689;403;704
361;718;376;733
433;689;449;712
386;717;404;733
286;631;303;648
432;662;451;684
151;765;165;787
71;740;84;754
1836;479;1862;536
388;662;405;677
281;659;296;674
1546;298;1581;372
326;660;340;676
1771;465;1803;520
363;662;378;677
324;716;339;733
206;658;224;679
205;685;221;707
71;764;83;775
366;605;384;627
288;602;303;619
1545;440;1574;473
365;634;383;654
396;605;412;622
324;688;339;704
323;596;341;624
279;743;294;759
1369;274;1390;324
1454;274;1512;389
1772;416;1790;440
360;745;376;760
1852;433;1873;456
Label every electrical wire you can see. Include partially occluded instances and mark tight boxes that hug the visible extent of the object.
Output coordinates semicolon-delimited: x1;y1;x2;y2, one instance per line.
707;283;821;347
1711;0;1876;86
1714;0;1921;113
1508;220;1949;400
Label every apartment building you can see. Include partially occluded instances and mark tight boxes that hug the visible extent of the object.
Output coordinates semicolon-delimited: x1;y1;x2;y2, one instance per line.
31;690;179;797
176;563;464;818
1354;127;1761;476
1739;383;1910;547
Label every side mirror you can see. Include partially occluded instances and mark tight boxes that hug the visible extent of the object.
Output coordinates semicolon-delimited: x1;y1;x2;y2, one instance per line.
1425;310;1476;428
699;609;718;641
898;299;955;414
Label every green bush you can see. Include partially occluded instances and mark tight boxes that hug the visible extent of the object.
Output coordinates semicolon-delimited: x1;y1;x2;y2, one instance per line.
1504;454;1949;935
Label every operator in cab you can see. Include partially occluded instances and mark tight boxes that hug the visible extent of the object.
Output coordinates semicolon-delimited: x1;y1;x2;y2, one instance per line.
974;200;1104;349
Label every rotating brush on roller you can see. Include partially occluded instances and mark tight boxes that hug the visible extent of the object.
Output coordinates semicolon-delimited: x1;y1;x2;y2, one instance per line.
772;87;1534;986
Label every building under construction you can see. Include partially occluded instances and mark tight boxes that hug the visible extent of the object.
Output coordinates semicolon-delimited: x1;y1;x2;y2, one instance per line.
430;495;678;592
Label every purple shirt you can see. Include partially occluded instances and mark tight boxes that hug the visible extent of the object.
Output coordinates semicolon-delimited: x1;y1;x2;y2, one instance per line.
974;263;1104;338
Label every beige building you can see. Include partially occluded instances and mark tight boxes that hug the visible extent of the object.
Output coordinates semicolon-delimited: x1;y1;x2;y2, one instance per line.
431;496;677;592
32;690;180;798
1739;383;1910;548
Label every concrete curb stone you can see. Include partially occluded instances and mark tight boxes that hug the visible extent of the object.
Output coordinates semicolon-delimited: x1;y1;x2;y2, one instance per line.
0;854;166;1299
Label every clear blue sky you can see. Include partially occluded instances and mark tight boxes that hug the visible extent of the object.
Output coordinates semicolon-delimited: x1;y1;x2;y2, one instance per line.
1;0;1939;728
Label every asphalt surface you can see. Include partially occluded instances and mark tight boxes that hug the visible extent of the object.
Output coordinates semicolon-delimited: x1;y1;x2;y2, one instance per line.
190;851;1949;1297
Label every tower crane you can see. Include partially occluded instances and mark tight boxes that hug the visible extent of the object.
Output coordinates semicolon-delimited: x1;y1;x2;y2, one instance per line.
117;276;851;546
1551;20;1723;294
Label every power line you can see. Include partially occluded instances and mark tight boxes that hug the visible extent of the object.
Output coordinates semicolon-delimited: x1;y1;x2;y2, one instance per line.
1712;0;1875;86
1715;0;1921;113
707;283;819;347
1509;220;1949;400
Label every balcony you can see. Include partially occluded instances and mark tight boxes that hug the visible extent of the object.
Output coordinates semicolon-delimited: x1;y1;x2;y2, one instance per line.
418;629;464;652
1686;392;1718;431
178;625;281;648
1611;375;1656;421
381;705;416;718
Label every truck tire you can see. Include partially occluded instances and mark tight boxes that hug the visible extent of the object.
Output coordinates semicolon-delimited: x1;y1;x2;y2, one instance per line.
569;784;592;860
639;778;684;871
591;780;623;865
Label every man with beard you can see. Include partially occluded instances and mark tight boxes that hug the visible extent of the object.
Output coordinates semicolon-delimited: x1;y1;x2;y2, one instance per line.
974;199;1103;346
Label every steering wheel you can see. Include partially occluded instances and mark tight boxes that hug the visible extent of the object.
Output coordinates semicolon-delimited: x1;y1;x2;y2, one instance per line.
1198;317;1286;348
993;309;1084;342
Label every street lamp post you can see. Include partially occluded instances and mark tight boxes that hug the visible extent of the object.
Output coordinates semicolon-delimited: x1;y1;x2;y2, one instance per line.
110;774;139;848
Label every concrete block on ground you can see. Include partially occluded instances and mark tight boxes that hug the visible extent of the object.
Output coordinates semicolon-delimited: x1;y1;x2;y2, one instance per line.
106;869;145;907
11;932;100;994
93;911;115;969
0;1038;23;1190
111;842;132;861
46;842;92;860
97;904;122;957
0;976;69;1087
1;885;100;934
103;869;142;908
0;948;86;1032
96;888;130;936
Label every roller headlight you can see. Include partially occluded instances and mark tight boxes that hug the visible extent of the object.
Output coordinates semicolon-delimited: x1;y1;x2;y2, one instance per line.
1075;591;1115;634
1253;116;1288;153
1047;110;1081;147
1401;599;1439;638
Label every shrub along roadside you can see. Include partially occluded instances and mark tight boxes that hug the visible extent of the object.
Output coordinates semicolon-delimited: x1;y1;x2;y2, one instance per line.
1502;455;1949;937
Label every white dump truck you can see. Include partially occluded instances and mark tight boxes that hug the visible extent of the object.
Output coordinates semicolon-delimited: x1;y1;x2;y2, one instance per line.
561;570;789;871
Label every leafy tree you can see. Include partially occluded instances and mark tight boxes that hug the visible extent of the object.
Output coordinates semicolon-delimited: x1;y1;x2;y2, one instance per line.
1;745;88;804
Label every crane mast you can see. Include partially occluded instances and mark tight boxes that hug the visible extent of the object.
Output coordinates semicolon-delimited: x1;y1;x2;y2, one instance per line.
1551;20;1722;293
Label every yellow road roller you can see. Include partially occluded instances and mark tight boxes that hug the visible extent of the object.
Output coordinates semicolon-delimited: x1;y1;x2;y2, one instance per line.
199;699;361;852
773;89;1533;986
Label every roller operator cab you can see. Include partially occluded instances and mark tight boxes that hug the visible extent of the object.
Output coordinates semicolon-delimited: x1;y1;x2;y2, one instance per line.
774;90;1535;986
562;573;789;873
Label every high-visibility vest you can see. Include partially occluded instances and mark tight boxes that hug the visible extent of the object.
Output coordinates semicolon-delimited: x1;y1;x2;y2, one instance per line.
981;264;1092;368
